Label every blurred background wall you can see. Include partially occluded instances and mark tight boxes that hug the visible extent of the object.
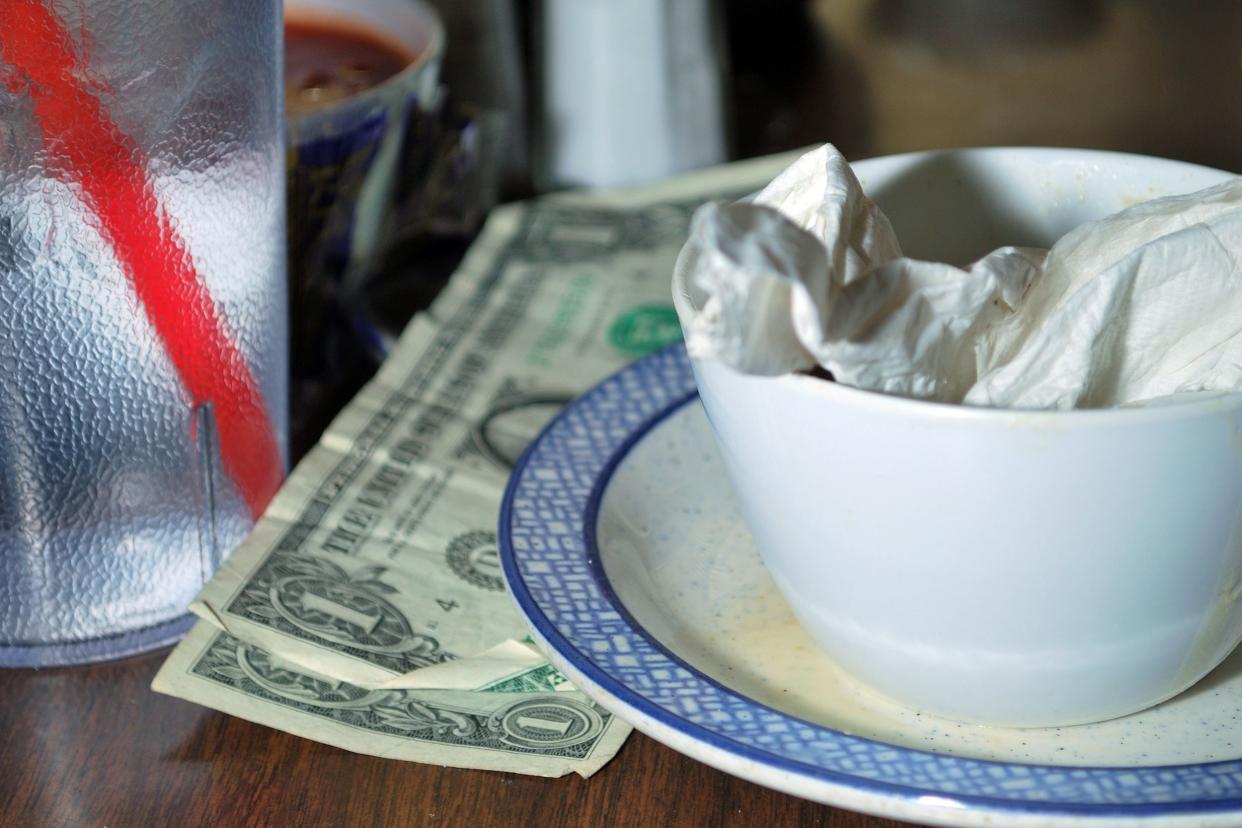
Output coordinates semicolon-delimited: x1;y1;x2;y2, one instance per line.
728;0;1242;172
440;0;1242;192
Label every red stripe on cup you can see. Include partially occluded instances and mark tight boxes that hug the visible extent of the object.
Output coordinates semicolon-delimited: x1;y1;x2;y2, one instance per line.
1;0;284;520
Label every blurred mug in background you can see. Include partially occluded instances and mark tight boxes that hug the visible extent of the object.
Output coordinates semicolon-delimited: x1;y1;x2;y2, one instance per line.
283;0;444;453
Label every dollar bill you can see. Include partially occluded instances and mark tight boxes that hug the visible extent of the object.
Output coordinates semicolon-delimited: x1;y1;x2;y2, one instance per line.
153;622;628;778
156;150;802;774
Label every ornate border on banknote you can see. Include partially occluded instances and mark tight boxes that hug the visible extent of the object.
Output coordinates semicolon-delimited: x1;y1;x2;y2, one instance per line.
214;195;745;676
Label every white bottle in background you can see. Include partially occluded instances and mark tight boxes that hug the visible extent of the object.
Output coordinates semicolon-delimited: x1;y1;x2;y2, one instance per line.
539;0;727;190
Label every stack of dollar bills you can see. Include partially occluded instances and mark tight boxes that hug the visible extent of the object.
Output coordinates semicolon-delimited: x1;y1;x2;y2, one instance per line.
154;152;798;778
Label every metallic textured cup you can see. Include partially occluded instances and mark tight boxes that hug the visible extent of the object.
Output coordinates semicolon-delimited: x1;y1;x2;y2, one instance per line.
0;0;288;665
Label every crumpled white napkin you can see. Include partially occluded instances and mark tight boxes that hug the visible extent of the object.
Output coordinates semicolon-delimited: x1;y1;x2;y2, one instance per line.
673;144;1242;408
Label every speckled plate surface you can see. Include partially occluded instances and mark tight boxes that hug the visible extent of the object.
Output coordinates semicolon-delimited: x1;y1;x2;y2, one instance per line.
499;344;1242;827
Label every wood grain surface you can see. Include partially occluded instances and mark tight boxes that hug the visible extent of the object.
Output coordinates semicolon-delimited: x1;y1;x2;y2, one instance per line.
0;650;908;827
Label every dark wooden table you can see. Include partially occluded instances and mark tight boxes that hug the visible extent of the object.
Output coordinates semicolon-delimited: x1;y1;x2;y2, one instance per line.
1;650;906;827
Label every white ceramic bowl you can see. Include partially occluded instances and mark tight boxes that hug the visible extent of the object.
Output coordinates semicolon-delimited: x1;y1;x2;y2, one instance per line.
674;148;1242;727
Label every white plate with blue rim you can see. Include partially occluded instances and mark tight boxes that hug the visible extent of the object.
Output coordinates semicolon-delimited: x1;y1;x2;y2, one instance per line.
499;344;1242;827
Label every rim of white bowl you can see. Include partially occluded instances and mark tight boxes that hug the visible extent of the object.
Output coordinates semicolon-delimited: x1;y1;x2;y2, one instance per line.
722;365;1242;427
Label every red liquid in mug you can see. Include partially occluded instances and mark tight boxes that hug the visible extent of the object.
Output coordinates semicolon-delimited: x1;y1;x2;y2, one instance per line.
284;13;418;113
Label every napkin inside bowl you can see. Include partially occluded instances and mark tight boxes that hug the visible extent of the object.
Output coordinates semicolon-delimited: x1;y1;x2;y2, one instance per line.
674;145;1242;409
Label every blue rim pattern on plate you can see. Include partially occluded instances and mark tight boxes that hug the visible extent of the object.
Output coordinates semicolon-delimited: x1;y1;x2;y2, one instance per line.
499;343;1242;820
